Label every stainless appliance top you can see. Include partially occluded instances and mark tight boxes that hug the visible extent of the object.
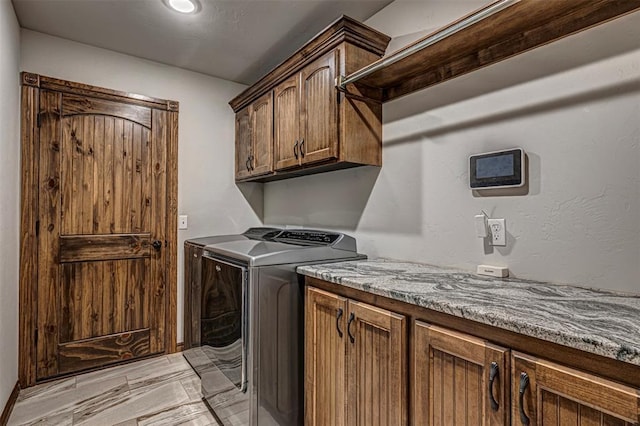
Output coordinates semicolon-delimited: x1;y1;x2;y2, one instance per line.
203;228;361;266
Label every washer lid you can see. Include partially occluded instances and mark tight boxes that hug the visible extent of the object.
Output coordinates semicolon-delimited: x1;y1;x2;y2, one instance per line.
203;229;360;266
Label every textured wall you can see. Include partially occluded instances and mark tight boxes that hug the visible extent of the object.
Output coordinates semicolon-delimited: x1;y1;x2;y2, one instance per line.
0;0;20;409
264;3;640;293
21;30;262;342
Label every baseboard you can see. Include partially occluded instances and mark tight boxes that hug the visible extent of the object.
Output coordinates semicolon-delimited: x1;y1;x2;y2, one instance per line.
0;381;20;426
176;342;184;352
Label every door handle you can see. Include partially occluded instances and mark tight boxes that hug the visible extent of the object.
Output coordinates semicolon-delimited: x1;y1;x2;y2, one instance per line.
336;308;344;338
300;139;305;157
293;140;299;159
518;372;531;425
347;312;355;343
152;240;162;251
488;362;499;411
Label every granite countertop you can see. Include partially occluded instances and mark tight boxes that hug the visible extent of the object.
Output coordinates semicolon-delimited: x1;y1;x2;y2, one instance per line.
297;259;640;366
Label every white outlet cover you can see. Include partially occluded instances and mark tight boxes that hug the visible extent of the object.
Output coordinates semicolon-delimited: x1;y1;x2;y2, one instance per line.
178;215;188;230
488;218;506;246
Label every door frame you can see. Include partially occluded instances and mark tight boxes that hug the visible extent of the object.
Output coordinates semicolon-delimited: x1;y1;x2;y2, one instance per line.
18;72;179;387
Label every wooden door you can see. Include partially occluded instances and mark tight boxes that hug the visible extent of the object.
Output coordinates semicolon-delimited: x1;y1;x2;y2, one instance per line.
299;50;338;166
413;321;510;426
512;352;640;425
346;300;407;426
250;91;273;177
305;287;348;426
235;107;252;180
33;86;174;380
274;74;300;171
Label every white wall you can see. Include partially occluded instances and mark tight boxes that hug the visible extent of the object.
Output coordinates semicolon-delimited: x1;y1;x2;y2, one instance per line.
264;2;640;294
21;30;263;342
0;0;21;409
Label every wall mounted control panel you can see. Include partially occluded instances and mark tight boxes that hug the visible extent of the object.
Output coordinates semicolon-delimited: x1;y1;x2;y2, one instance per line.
469;148;525;189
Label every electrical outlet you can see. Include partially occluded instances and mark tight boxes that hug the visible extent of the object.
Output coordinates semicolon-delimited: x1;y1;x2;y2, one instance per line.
488;218;506;246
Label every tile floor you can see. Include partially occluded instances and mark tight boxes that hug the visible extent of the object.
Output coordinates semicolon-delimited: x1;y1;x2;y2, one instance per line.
7;353;221;426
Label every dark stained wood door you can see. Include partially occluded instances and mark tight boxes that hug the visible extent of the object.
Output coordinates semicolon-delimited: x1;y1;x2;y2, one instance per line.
35;89;171;379
413;321;510;426
299;50;338;166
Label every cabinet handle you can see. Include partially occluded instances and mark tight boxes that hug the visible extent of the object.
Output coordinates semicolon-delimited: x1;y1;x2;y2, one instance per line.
294;140;299;159
488;362;499;411
245;157;251;172
347;312;355;343
336;308;344;338
518;372;531;425
300;139;305;157
249;155;255;170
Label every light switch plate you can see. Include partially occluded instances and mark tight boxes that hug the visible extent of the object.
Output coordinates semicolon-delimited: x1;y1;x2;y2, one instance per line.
178;215;188;230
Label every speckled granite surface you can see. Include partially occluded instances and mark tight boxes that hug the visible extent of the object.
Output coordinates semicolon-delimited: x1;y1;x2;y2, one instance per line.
297;259;640;366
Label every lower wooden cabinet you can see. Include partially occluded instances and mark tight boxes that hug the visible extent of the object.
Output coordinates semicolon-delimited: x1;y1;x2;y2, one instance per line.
512;352;640;426
305;287;407;426
304;281;640;426
413;322;509;425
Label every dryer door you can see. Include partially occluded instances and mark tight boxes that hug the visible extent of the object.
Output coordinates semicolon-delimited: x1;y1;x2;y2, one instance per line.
201;255;248;392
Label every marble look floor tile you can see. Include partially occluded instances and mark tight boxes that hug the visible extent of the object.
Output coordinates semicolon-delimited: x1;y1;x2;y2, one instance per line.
180;375;204;403
74;380;190;425
9;376;126;425
76;356;171;387
127;357;196;391
113;420;138;426
136;401;219;426
9;411;74;426
16;377;76;403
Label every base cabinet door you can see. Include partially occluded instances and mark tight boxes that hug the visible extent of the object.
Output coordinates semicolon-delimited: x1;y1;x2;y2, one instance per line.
305;287;348;426
512;352;640;426
305;287;407;426
347;300;407;426
413;321;510;426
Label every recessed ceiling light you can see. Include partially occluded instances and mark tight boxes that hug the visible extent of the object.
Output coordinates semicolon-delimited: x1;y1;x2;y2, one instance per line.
164;0;199;14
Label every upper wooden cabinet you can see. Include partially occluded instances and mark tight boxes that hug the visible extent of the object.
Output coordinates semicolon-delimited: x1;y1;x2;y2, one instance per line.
235;92;273;180
512;352;640;426
230;16;390;182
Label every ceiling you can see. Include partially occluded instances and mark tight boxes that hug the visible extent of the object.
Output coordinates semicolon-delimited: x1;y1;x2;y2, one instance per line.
12;0;393;85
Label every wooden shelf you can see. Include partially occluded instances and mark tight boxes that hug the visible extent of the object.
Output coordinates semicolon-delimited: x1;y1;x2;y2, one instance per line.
351;0;640;102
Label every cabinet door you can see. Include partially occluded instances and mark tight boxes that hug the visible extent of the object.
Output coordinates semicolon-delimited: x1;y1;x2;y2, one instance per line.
512;352;640;426
299;50;339;166
413;322;509;426
305;287;348;426
346;300;407;426
251;91;273;176
235;107;252;180
274;74;301;171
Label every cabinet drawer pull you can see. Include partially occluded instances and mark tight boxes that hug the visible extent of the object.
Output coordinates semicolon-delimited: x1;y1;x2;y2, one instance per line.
336;308;344;338
300;139;305;157
294;140;299;159
488;361;499;411
518;372;531;425
347;312;355;343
